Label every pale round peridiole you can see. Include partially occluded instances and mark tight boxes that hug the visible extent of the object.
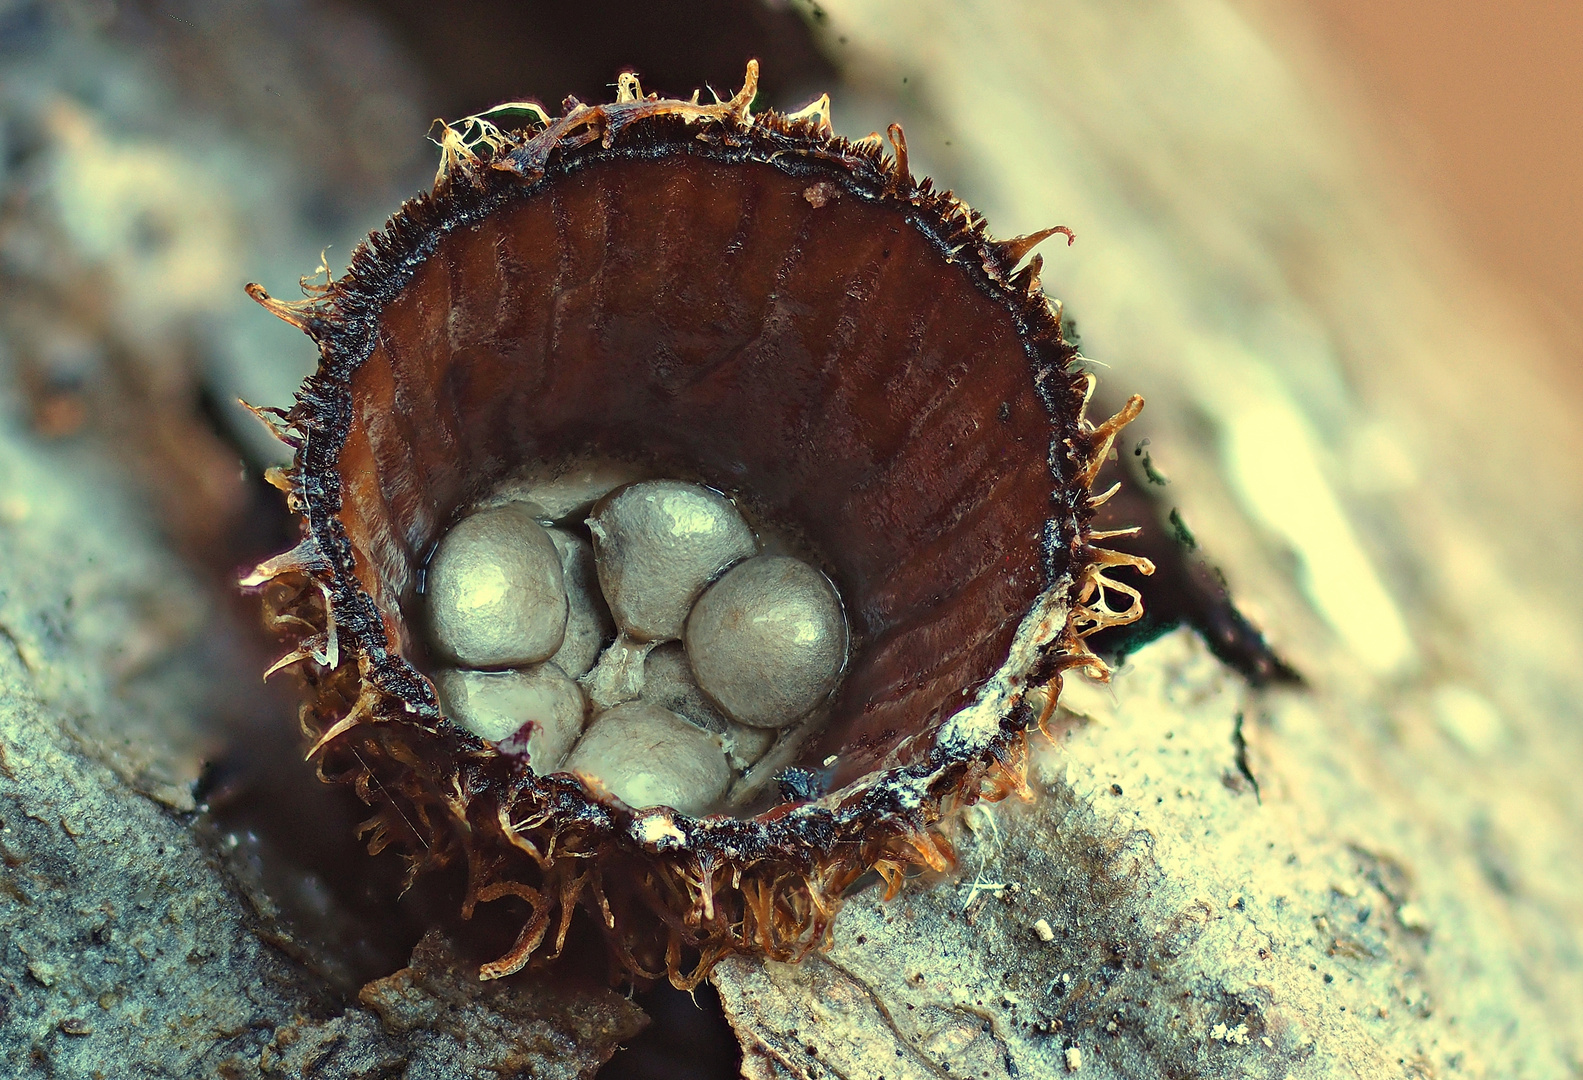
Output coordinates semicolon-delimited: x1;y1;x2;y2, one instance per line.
545;527;613;679
642;641;774;770
561;701;731;815
425;504;568;668
685;555;847;728
641;641;728;733
434;663;587;772
587;481;755;642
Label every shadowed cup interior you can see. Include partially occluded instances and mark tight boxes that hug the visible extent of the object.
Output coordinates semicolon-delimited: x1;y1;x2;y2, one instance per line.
327;149;1061;789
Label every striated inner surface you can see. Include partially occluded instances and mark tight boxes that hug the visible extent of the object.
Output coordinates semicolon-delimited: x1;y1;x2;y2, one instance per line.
331;149;1061;783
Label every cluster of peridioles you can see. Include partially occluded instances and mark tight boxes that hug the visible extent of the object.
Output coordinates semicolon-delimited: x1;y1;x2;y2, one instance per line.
423;463;849;816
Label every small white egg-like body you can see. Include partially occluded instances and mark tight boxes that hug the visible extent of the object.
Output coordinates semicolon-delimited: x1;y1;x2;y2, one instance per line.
546;528;613;679
588;481;755;642
642;642;725;732
562;702;730;815
686;555;847;728
484;459;647;523
720;726;776;773
426;504;567;668
643;642;774;770
434;663;586;771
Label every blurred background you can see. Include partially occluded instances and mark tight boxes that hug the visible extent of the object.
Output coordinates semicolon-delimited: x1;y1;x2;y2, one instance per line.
1264;0;1583;371
2;1;1579;1076
5;0;1577;581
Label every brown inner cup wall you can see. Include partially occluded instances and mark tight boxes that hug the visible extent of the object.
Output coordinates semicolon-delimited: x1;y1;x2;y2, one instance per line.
333;152;1057;779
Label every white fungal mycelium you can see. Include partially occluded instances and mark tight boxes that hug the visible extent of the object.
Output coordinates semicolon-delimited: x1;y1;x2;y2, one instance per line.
434;663;587;771
685;554;847;728
561;701;731;815
579;632;657;712
425;504;568;668
546;528;614;679
587;480;756;642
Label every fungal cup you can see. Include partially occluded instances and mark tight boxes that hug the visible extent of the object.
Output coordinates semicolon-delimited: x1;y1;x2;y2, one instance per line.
244;65;1150;985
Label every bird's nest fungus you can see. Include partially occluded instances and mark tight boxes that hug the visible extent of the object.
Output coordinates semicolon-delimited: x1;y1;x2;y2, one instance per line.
242;62;1150;987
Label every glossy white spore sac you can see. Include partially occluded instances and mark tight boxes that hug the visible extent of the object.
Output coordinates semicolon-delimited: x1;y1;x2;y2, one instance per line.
426;504;567;667
562;701;730;815
686;555;847;728
546;528;613;679
588;481;755;642
643;642;774;770
434;663;586;771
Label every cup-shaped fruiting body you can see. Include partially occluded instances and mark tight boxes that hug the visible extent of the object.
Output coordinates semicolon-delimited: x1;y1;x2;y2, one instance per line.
546;528;612;679
244;64;1152;988
562;701;731;816
425;504;567;667
685;555;847;729
588;481;755;642
434;664;586;771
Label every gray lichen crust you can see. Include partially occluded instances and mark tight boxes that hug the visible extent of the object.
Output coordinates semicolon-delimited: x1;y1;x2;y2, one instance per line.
713;631;1526;1079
